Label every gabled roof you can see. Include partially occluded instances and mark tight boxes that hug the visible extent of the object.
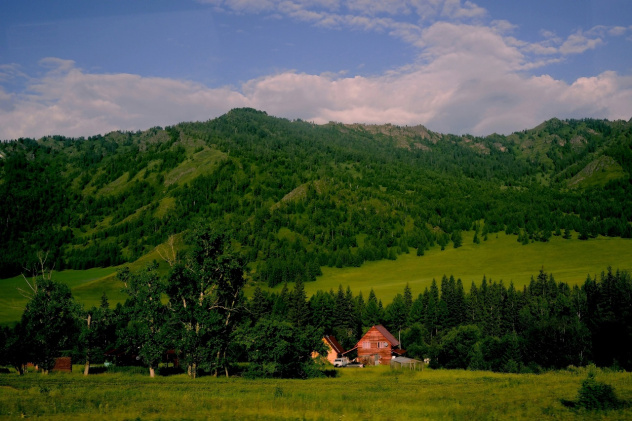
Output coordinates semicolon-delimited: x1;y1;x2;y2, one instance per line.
324;335;345;355
375;324;400;347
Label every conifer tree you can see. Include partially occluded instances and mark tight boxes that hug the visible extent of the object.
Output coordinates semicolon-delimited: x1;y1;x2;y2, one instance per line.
363;289;382;327
288;279;309;327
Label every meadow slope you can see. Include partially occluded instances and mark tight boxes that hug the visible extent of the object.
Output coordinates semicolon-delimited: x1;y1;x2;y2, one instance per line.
1;232;630;325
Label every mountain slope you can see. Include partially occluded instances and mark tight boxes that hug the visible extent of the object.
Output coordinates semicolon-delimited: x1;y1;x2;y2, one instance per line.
1;109;631;286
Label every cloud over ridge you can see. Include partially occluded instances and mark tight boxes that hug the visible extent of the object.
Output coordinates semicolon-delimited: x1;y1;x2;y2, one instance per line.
1;0;631;139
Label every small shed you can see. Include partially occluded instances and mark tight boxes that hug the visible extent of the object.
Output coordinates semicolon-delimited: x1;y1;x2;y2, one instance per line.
390;356;422;371
52;357;72;372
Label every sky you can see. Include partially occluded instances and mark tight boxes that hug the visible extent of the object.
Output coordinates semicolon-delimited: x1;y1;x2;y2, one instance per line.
0;0;631;140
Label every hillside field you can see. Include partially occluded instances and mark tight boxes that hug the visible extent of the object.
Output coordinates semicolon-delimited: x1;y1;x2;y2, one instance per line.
1;232;630;325
304;231;632;301
0;365;631;420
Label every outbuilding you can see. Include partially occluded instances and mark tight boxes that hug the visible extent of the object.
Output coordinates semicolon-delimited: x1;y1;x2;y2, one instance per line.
312;335;346;365
390;356;422;370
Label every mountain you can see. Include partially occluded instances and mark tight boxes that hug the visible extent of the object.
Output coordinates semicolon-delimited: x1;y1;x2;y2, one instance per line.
1;108;631;285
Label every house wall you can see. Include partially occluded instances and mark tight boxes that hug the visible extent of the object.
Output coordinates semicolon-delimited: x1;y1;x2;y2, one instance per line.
311;338;338;365
356;326;393;366
323;338;338;365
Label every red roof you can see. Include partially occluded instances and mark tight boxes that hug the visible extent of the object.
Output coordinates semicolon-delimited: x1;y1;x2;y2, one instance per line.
375;325;400;347
324;335;346;355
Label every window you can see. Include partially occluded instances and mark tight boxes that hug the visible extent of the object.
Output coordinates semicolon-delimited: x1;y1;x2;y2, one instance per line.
377;341;389;348
362;341;370;349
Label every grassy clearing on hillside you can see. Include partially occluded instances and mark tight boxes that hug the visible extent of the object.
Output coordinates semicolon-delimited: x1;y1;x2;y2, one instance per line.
302;232;632;302
165;147;227;186
0;268;120;326
0;366;630;420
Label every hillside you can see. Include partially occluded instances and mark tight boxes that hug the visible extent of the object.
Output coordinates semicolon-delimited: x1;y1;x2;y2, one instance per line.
1;109;631;289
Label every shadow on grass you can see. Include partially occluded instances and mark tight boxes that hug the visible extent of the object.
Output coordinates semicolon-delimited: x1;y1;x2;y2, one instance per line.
561;372;628;412
158;366;185;376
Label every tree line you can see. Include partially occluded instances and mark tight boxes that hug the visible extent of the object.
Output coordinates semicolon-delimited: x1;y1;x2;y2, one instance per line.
1;228;630;378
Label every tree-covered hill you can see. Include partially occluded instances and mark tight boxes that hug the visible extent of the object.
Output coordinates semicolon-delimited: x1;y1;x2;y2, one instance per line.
1;109;631;285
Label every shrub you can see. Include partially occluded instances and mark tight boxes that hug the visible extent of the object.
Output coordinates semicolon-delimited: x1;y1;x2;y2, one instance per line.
576;371;622;411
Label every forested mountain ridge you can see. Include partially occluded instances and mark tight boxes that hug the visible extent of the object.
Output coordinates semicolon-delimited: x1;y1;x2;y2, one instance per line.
1;108;631;285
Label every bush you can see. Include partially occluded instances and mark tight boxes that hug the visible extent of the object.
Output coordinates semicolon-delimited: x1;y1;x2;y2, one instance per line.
576;371;622;411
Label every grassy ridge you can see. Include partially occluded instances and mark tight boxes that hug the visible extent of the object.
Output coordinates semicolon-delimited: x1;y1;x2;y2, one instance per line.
1;233;631;325
0;366;631;419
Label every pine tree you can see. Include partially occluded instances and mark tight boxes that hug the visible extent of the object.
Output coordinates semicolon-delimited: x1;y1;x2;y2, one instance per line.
362;289;382;327
288;279;309;327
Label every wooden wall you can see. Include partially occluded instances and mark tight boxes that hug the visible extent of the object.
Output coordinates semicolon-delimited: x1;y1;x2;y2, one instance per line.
356;326;393;366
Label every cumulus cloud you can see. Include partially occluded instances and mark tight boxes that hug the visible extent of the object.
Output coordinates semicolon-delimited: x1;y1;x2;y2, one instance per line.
1;1;631;139
2;21;631;142
0;59;248;140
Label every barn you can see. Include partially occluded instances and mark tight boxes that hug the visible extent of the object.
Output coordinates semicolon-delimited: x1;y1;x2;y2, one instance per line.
351;325;406;366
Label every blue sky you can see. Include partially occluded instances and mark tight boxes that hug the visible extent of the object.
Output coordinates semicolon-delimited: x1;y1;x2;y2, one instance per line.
1;0;631;139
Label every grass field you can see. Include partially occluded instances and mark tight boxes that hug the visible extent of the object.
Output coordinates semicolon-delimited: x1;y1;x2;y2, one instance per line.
1;232;631;325
0;365;631;420
303;231;632;302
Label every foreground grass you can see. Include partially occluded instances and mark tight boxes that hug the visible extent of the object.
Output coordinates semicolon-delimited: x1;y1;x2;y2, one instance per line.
0;366;631;420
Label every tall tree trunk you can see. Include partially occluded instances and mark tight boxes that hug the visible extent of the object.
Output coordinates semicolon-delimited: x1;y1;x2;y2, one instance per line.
223;350;229;378
84;314;92;376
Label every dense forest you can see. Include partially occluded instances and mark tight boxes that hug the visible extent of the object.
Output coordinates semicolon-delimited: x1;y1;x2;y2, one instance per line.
1;226;630;378
1;109;631;286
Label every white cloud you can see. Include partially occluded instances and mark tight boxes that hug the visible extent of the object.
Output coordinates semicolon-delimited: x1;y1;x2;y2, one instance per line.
441;0;486;20
559;31;603;55
2;3;631;139
0;59;248;140
2;23;631;141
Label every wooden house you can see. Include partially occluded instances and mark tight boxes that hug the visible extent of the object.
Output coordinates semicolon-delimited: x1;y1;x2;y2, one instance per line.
352;325;405;366
312;335;346;364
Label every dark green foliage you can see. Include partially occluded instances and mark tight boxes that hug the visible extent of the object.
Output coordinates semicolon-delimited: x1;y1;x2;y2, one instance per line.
438;325;482;369
362;289;383;327
19;276;81;373
118;264;168;377
576;371;623;411
2;112;631;284
79;296;117;373
239;318;325;379
2;264;631;376
166;226;247;378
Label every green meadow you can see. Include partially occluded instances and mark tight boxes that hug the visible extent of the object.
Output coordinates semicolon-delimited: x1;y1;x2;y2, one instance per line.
304;231;632;302
1;232;631;325
1;365;631;420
